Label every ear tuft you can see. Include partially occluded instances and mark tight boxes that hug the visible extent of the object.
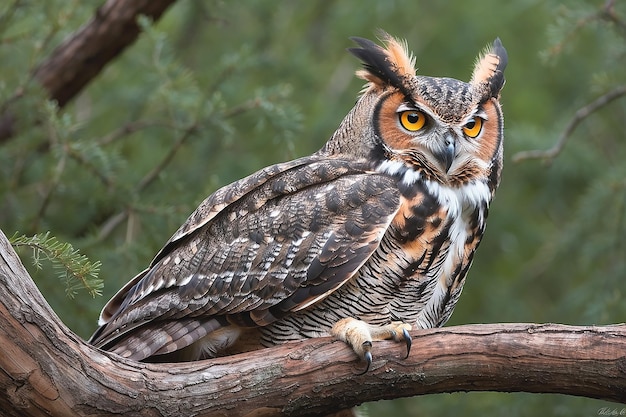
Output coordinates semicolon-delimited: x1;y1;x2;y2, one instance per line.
348;31;416;93
471;38;508;99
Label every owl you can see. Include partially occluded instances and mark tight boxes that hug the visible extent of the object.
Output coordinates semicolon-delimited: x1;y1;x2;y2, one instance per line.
89;32;507;371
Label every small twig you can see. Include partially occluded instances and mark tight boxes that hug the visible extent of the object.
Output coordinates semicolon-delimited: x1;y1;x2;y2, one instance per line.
93;86;288;242
97;211;128;243
31;124;68;232
544;1;625;61
96;120;174;146
221;88;291;120
65;145;114;188
0;0;22;40
135;124;198;192
544;12;599;60
512;85;626;163
601;0;626;36
221;97;263;119
95;124;198;242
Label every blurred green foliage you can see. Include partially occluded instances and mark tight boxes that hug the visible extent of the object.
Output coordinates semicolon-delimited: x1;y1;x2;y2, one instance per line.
1;1;624;415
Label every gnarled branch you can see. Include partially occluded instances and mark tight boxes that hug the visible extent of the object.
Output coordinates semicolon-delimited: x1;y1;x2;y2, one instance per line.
0;228;625;417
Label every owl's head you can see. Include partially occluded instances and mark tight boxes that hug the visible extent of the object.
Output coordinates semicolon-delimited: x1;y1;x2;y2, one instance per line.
323;32;507;190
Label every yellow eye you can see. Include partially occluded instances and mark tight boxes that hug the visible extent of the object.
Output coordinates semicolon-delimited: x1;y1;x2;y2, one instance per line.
399;111;427;132
463;117;483;138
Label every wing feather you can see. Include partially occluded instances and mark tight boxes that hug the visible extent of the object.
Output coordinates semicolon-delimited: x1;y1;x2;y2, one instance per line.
95;156;315;325
90;156;401;359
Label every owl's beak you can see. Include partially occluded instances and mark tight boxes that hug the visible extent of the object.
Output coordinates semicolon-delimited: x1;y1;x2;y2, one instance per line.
439;134;456;172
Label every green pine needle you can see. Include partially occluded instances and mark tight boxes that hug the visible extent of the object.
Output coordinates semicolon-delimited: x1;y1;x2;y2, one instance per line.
10;232;103;298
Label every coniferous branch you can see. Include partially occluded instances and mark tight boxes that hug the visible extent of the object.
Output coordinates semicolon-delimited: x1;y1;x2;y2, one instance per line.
96;120;174;146
512;85;626;163
9;232;103;298
601;0;626;36
0;0;21;37
93;123;200;244
136;124;199;192
542;1;624;61
221;86;294;120
31;101;73;232
64;141;116;188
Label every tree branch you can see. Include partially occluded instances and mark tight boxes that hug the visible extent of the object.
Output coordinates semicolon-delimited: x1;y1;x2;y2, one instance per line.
512;85;626;164
0;227;625;417
0;0;178;143
34;0;177;107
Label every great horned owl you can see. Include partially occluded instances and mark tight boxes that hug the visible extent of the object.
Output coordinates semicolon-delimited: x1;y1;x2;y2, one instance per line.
90;32;507;371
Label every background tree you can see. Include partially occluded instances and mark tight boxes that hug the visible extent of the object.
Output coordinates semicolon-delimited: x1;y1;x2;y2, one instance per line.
1;1;624;416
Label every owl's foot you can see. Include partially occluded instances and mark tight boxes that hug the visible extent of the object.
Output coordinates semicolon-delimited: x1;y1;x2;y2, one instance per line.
331;317;412;374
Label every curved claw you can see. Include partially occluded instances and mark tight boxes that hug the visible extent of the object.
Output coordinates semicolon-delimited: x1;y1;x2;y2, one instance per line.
355;341;373;375
402;327;412;359
357;350;372;375
331;318;412;374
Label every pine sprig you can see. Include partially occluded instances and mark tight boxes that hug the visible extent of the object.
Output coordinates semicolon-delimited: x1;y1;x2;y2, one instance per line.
10;232;103;298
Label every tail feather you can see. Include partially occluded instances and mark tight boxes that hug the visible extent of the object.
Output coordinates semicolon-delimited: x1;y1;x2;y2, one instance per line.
98;318;224;361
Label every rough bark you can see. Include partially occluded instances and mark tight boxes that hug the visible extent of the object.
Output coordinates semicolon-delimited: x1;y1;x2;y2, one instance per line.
0;0;178;142
0;229;625;417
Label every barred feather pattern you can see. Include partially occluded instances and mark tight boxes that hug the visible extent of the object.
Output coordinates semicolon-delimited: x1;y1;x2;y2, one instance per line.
257;172;489;348
89;32;506;363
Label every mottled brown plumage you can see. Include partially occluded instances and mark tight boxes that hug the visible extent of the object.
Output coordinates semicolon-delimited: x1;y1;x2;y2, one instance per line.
90;32;507;368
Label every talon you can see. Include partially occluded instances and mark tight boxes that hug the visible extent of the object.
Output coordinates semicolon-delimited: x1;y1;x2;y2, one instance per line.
332;317;411;374
402;328;412;359
356;341;372;375
357;350;372;375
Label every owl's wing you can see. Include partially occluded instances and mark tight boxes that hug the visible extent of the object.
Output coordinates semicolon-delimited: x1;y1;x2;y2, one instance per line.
95;156;313;325
89;155;401;359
